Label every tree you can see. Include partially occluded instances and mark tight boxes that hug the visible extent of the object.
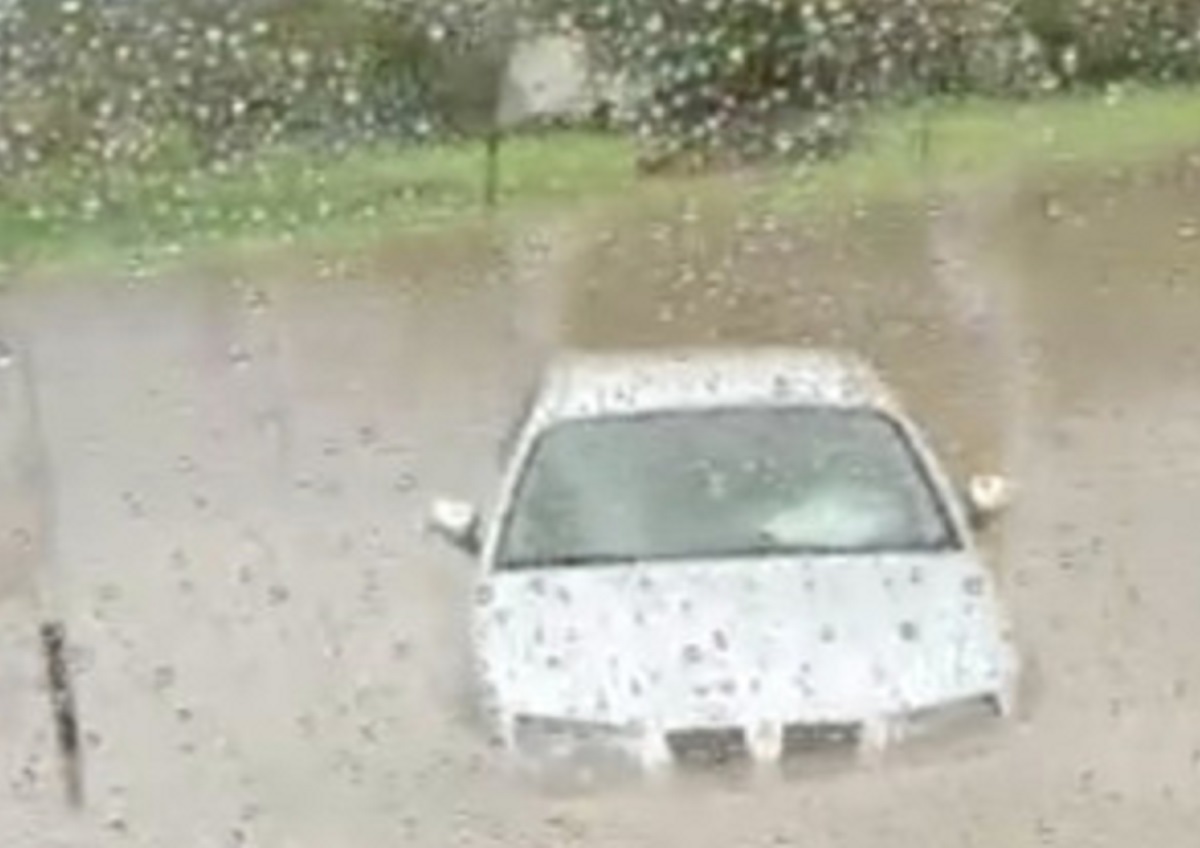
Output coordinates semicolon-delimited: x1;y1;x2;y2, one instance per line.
0;0;519;174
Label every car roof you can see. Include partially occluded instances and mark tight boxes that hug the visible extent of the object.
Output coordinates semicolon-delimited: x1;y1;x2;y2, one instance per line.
532;347;901;423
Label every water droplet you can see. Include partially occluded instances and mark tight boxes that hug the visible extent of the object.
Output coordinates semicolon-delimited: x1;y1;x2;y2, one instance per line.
121;492;144;517
357;425;378;446
152;666;176;691
244;289;270;312
98;584;121;603
9;528;33;552
66;645;94;675
228;346;252;369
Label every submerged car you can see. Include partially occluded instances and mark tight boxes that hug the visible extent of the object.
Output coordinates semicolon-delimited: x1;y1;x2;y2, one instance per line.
428;348;1020;771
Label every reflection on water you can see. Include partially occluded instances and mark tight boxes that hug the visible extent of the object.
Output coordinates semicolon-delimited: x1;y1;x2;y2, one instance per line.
1;151;1199;845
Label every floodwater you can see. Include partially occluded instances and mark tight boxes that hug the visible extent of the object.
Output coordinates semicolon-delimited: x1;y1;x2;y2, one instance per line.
2;153;1200;846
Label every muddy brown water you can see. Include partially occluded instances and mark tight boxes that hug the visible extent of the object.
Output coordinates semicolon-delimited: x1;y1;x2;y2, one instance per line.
1;154;1200;846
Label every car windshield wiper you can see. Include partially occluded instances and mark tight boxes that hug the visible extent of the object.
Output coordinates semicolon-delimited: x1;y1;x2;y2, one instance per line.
499;539;955;571
720;542;956;558
498;553;638;571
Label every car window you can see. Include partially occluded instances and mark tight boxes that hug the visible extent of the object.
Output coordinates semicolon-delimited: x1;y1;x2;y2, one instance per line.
497;406;958;569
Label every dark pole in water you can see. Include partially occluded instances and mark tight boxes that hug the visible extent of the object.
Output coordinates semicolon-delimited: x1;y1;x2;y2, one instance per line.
40;621;83;808
10;336;85;809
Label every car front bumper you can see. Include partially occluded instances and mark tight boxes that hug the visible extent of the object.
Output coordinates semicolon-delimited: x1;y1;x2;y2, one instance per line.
503;691;1010;772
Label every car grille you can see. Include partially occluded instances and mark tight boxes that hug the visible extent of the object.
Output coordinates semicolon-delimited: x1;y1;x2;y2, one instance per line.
665;727;749;766
659;702;995;768
782;722;862;757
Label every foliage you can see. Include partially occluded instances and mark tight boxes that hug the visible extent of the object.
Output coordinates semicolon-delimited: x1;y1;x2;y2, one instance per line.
0;0;515;176
1;0;1199;180
531;0;1200;167
1050;0;1200;85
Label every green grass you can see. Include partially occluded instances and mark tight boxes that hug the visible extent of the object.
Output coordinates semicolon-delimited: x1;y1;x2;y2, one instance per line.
5;86;1200;271
0;130;639;270
771;86;1200;212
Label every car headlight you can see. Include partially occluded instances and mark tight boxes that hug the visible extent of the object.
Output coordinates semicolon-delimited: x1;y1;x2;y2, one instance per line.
513;715;640;758
898;695;1000;739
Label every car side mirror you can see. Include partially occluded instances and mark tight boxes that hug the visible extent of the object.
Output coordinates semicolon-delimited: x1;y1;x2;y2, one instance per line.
965;474;1012;531
427;498;482;557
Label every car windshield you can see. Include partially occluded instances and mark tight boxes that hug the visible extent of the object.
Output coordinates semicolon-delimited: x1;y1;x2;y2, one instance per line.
497;406;958;569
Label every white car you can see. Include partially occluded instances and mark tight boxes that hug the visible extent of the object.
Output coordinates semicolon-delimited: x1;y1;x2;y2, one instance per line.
429;348;1019;772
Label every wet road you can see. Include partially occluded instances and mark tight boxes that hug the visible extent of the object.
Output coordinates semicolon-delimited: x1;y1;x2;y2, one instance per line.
3;154;1200;846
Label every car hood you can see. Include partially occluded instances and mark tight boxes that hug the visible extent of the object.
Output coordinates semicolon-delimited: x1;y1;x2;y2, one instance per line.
476;552;1017;729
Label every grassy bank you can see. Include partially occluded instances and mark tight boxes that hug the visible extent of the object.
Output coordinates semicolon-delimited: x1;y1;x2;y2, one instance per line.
0;131;639;269
4;87;1200;270
772;86;1200;212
